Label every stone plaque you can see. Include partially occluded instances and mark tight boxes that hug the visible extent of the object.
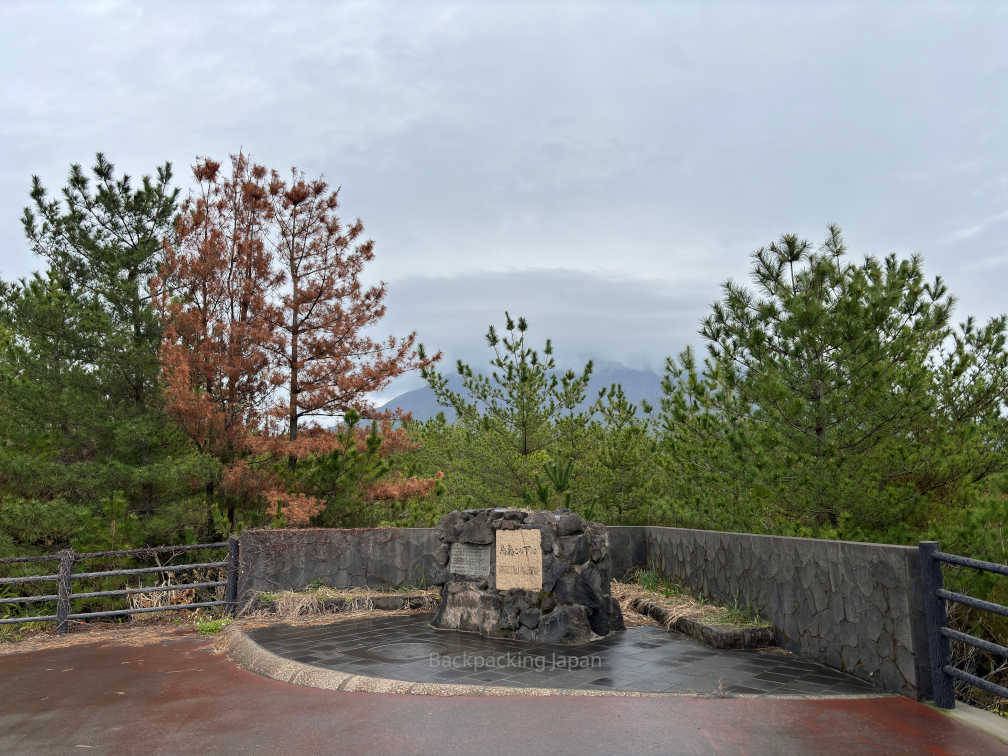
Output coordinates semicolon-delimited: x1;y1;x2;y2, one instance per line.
448;542;491;579
495;529;543;591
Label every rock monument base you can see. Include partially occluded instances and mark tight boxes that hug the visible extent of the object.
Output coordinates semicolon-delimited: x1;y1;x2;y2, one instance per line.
430;508;624;644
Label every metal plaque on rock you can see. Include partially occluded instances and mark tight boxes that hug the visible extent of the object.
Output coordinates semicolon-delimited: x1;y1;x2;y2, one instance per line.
449;543;491;579
495;529;543;591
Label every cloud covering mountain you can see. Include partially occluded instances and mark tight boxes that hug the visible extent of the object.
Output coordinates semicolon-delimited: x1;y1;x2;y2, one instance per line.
378;359;663;423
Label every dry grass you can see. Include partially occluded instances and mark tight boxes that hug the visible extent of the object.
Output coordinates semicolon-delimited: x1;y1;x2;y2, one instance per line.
610;580;660;628
611;579;762;630
238;587;439;622
268;591;323;620
126;587;200;623
231;605;429;630
122;566;228;619
315;586;438;611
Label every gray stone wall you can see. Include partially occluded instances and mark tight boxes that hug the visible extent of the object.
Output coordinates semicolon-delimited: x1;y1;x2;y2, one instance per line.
237;528;440;600
607;526;648;580
431;509;624;643
642;527;931;699
235;523;931;699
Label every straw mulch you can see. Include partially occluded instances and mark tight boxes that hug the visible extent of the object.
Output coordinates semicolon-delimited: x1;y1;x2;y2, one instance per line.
610;579;741;630
237;586;439;620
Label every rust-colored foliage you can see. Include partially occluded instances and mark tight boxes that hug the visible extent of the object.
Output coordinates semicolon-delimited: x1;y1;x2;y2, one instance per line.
365;470;444;502
153;153;282;461
259;166;440;442
249;410;422;460
219;459;327;528
218;459;277;503
265;491;325;527
154;152;443;526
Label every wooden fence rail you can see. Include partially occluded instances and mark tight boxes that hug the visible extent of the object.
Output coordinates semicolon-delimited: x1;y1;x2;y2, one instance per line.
0;539;239;632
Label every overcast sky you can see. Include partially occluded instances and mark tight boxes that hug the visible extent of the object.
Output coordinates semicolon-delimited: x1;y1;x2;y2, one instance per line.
2;1;1006;401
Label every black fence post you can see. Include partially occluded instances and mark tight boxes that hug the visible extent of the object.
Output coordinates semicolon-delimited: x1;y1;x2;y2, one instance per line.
56;548;75;634
225;536;239;616
919;541;955;708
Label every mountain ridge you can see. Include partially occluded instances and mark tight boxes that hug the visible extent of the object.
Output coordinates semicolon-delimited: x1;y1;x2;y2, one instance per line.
377;361;664;422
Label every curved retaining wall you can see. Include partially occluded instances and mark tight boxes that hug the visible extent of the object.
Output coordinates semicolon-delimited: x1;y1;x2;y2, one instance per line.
609;526;930;700
236;525;930;700
237;528;441;600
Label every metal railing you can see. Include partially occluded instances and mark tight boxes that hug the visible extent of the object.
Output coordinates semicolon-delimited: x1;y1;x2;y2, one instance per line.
919;541;1008;709
0;538;239;632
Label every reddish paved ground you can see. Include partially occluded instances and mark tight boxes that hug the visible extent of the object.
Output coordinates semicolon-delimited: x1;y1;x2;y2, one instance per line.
0;632;1005;755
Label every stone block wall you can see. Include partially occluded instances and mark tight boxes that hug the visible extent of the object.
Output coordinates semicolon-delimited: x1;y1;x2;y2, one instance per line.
608;525;930;699
607;525;648;580
430;508;623;643
236;528;440;601
235;523;931;699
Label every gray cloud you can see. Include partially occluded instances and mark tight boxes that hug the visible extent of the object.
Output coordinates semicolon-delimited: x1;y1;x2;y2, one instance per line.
2;0;1007;403
364;267;714;402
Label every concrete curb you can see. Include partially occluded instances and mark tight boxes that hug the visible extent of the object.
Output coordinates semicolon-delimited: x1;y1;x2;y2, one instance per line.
922;701;1008;745
221;624;898;700
629;596;776;649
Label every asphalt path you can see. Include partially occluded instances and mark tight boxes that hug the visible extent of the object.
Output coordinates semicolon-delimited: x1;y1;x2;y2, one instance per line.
0;631;1005;755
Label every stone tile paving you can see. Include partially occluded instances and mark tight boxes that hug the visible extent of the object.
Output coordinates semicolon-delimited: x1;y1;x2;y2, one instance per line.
248;614;880;696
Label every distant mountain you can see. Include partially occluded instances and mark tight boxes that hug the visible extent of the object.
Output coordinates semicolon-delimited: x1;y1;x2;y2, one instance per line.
377;361;664;422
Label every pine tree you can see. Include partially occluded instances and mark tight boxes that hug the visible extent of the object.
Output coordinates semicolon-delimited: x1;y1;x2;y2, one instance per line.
261;166;437;446
0;154;212;550
156;152;443;527
419;312;597;503
659;226;1008;536
154;154;280;462
21;153;178;407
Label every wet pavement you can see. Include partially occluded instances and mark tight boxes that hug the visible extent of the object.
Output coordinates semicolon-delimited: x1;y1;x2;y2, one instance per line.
1;629;1006;755
248;613;879;696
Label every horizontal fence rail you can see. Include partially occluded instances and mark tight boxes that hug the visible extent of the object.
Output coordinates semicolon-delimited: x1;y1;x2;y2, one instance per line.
69;581;227;601
71;561;229;580
0;539;239;632
0;542;230;566
919;541;1008;709
0;573;59;586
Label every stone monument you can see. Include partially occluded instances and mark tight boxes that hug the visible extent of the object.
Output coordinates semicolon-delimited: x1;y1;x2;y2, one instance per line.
430;508;624;644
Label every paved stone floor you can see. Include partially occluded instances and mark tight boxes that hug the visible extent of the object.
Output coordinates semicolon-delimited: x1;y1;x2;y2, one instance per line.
249;613;879;696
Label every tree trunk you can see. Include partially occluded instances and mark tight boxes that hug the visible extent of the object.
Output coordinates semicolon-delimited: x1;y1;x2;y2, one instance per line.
288;297;298;472
205;479;216;538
